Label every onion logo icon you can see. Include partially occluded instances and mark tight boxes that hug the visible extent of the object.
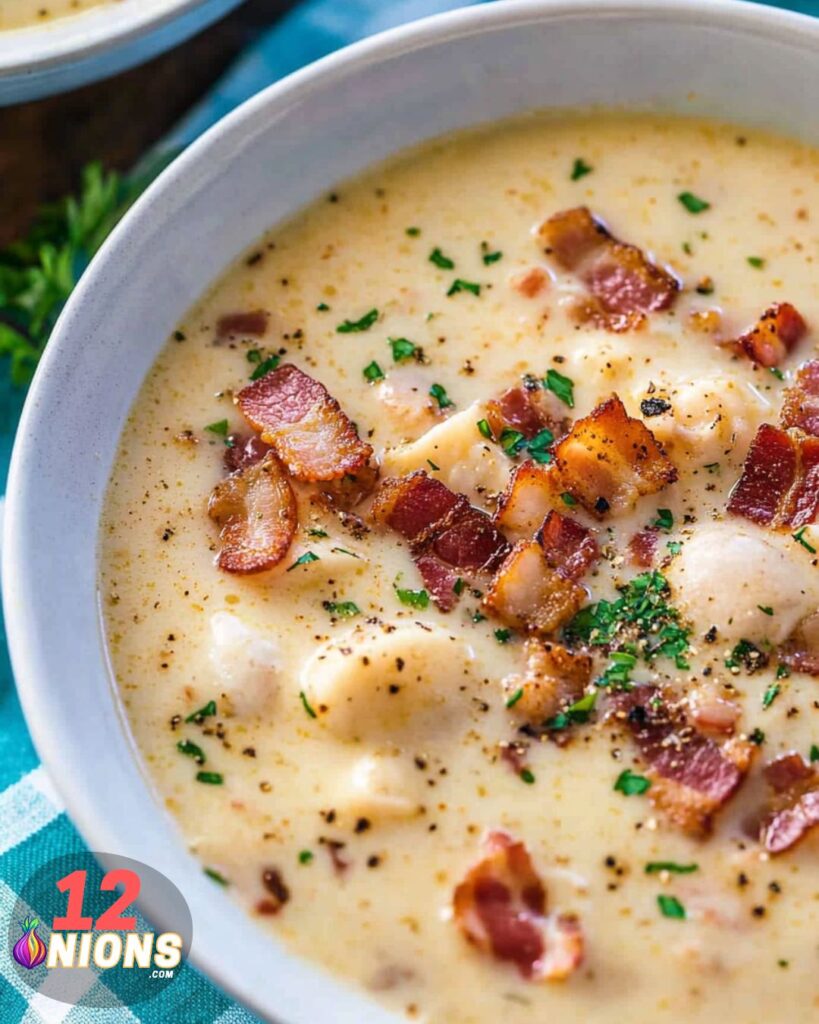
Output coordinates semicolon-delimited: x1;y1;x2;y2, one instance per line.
12;917;47;970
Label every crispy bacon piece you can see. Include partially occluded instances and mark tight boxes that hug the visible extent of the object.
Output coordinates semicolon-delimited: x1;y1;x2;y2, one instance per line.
781;360;819;436
494;462;564;542
609;687;754;836
760;753;819;854
628;529;659;567
537;510;599;580
208;454;297;574
372;472;509;609
224;433;273;473
733;302;806;368
779;612;819;676
554;395;677;517
216;310;268;339
727;424;819;528
503;640;592;725
453;830;584;981
237;364;373;482
483;541;586;634
687;686;740;737
485;385;567;441
538;206;679;326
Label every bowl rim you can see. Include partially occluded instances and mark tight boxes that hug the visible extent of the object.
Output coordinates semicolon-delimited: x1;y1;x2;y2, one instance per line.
6;0;819;1020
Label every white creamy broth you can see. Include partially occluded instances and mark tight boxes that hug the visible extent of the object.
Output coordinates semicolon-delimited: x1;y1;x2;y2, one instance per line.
0;0;116;29
101;113;819;1023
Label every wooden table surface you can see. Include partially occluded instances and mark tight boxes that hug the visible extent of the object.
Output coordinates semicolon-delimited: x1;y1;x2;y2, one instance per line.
0;0;298;247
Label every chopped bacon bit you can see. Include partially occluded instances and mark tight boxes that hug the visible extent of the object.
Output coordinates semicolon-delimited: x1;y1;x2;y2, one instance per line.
760;753;819;854
538;206;679;325
494;462;564;542
628;529;659;567
780;612;819;676
486;385;567;441
453;830;583;981
727;424;819;528
216;310;268;339
536;510;599;580
733;302;806;368
610;687;754;836
238;364;373;482
511;266;549;299
372;471;509;607
483;540;586;635
224;433;273;473
208;454;297;574
688;687;741;736
503;640;592;725
554;395;677;517
781;360;819;436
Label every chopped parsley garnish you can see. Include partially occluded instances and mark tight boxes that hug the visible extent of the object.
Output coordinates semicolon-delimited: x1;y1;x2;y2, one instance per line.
614;769;651;796
363;360;385;382
520;768;536;785
247;348;262;363
667;541;682;556
331;547;360;558
196;771;223;785
298;850;314;865
287;551;320;571
494;628;512;644
322;601;361;618
776;663;791;680
793;527;817;553
477;418;494;439
678;191;710;214
250;354;280;380
316;302;330;311
570;157;593;181
645;862;698;875
597;650;636;690
526;428;555;464
429;382;454;409
482;249;503;265
447;278;481;297
204;867;229;886
653;508;673;532
405;227;421;237
544;368;575;408
337;308;379;333
429;247;455;269
453;578;466;596
762;683;781;709
725;639;768;674
657;894;686;919
205;419;229;437
561;492;577;507
395;585;430;609
185;700;217;723
810;744;819;762
547;690;598;731
747;256;765;269
177;739;205;763
500;428;527;456
299;691;318;719
427;459;440;471
388;337;417;362
769;367;785;381
749;728;766;745
307;527;328;538
757;605;774;616
704;462;720;474
506;688;524;708
472;611;487;624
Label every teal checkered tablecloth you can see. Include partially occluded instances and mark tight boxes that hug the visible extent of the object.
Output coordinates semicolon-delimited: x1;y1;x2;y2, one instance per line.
0;0;813;1020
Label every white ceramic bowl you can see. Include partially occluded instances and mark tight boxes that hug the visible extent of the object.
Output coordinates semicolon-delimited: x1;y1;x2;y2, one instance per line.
0;0;245;105
5;1;819;1020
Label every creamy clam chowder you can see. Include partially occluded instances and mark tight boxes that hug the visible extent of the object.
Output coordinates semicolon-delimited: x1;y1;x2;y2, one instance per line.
101;113;819;1023
0;0;115;30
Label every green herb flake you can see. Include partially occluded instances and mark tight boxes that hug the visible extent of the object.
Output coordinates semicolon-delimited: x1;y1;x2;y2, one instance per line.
654;508;673;532
395;586;430;609
427;459;440;471
769;367;785;381
405;227;421;237
429;383;454;409
561;492;577;507
250;354;281;380
447;278;481;297
614;769;652;796
747;256;766;269
477;418;494;440
810;744;819;762
307;527;328;539
749;728;766;745
388;337;417;362
657;894;686;919
544;368;575;408
520;768;536;785
177;739;205;763
287;551;320;572
776;663;791;680
645;862;699;875
185;700;217;723
246;348;262;364
757;605;774;616
526;427;555;464
204;867;229;886
316;302;330;311
299;690;318;719
429;247;455;270
500;428;527;456
570;157;593;181
704;462;720;474
196;771;224;785
482;249;503;265
323;600;361;618
667;541;683;556
330;547;360;559
678;191;710;215
363;360;385;382
494;628;512;644
793;527;817;553
298;850;314;865
762;683;781;709
453;578;466;596
205;419;229;437
337;308;379;333
597;651;637;691
506;688;524;709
